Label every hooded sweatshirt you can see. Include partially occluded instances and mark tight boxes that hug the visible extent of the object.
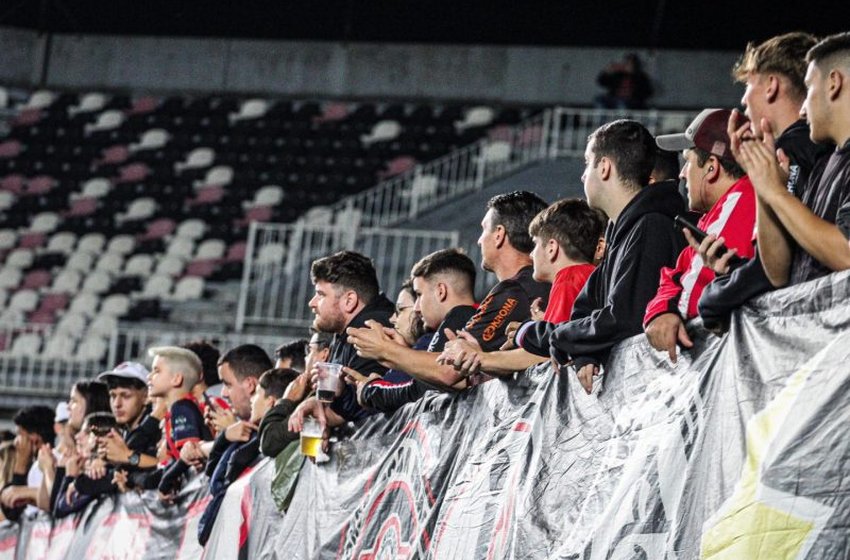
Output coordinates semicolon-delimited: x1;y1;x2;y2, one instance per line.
535;181;686;368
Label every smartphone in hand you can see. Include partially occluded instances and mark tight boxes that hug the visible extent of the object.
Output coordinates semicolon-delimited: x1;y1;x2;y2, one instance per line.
674;215;745;267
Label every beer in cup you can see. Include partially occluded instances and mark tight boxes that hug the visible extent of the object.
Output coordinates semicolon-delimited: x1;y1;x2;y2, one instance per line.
315;362;342;403
300;416;323;458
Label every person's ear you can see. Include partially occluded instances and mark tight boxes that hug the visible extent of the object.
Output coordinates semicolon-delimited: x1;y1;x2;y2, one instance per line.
765;74;779;103
244;376;258;395
493;224;506;249
546;238;560;262
436;282;448;303
828;69;843;101
341;290;359;314
705;157;721;182
318;347;330;362
599;156;612;181
173;372;184;389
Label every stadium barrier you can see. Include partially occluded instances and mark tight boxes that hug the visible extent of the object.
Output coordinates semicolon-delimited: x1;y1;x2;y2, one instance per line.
2;269;848;559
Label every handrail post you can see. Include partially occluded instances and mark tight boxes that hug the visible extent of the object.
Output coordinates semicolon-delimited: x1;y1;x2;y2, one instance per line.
235;220;258;333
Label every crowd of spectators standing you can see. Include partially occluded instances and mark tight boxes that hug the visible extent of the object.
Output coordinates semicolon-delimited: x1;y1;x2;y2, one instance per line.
0;30;849;548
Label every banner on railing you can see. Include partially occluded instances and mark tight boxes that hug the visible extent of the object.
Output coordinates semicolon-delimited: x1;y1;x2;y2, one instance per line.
4;270;850;559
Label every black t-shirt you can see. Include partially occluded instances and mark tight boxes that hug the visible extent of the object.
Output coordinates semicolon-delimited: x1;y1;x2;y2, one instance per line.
778;120;833;198
791;142;850;285
463;266;549;352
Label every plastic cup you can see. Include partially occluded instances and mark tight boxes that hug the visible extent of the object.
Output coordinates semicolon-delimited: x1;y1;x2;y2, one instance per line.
300;417;323;458
315;362;342;403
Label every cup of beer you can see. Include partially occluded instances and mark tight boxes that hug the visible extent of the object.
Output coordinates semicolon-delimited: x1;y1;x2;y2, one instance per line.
300;416;323;458
315;362;342;403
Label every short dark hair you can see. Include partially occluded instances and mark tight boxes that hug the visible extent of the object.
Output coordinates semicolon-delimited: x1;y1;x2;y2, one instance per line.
734;32;818;101
693;147;746;180
104;376;147;392
411;248;476;296
274;339;308;371
13;405;55;444
528;198;607;263
183;340;221;386
258;368;300;401
82;411;117;435
218;344;274;381
807;32;850;69
310;250;380;305
486;191;548;253
588;120;655;190
652;149;681;184
73;379;112;416
399;278;416;301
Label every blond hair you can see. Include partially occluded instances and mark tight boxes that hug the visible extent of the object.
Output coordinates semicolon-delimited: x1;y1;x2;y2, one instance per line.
148;346;202;390
732;32;818;102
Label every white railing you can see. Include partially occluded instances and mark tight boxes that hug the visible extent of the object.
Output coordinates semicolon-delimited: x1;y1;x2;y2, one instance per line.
547;107;697;158
236;222;460;330
0;321;294;403
331;109;554;228
328;107;697;230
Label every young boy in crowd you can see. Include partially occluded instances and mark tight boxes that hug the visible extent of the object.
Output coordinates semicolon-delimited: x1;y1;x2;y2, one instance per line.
146;346;212;500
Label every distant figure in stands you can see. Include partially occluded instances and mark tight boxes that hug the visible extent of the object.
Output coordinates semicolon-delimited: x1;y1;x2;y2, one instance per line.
644;109;755;361
274;339;308;372
345;192;550;390
595;53;654;110
438;198;606;378
728;32;850;287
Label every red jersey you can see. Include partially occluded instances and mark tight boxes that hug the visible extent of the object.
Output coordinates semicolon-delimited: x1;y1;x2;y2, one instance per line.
644;176;756;324
543;263;596;323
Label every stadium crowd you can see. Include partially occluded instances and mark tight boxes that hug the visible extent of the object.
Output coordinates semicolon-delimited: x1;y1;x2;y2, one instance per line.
0;30;849;549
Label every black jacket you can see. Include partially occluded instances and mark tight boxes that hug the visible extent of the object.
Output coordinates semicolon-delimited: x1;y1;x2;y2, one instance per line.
698;121;833;330
359;305;477;414
537;181;686;368
329;293;395;422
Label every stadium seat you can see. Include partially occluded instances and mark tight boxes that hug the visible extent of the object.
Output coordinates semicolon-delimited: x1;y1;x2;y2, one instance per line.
43;333;77;358
361;120;401;146
6;249;34;269
0;140;23;159
175;219;206;240
138;218;176;241
74;335;108;361
65;197;98;217
230;99;269;123
124;254;154;276
256;242;286;265
69;92;107;116
8;289;39;313
100;294;130;317
88;313;118;338
481;141;512;163
85;110;124;135
9;332;42;356
65;251;95;273
118;197;157;223
195;239;225;260
0;268;22;290
166;237;195;260
22;269;52;291
106;234;136;255
455;106;494;132
78;177;112;199
195;165;233;189
67;294;100;319
0;229;16;250
94;253;124;274
175;147;215;173
248;185;283;208
155;255;185;277
80;270;111;294
29;212;60;233
130;128;170;152
140;274;173;298
24;90;56;110
172;276;205;301
78;233;106;254
51;269;83;293
17;232;46;250
0;191;15;211
46;232;77;255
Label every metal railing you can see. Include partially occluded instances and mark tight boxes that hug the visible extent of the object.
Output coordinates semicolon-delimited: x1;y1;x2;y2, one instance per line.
331;109;554;228
547;107;696;158
236;222;460;330
0;321;293;404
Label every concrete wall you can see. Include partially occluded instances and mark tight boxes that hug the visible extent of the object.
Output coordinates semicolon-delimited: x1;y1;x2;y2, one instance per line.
0;27;40;86
1;26;743;107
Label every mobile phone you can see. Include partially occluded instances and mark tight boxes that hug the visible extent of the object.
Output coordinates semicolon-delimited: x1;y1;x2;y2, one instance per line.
674;215;744;267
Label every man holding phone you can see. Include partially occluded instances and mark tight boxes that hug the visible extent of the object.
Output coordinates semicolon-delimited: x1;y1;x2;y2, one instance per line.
644;109;756;361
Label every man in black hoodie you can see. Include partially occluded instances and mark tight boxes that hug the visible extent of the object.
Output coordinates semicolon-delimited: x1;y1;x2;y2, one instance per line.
525;120;686;393
290;250;395;429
